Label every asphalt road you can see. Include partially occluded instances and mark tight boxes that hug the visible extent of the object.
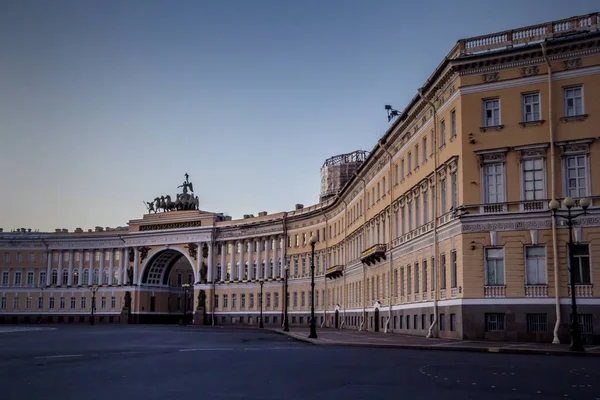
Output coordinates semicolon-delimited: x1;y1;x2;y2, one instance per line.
0;325;598;400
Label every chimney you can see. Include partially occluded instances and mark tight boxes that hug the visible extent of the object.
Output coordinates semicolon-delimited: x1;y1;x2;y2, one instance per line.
258;211;267;217
295;204;304;210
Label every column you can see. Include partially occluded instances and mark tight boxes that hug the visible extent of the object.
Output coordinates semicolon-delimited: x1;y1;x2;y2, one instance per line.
280;236;286;277
133;247;139;285
256;240;262;279
118;248;125;285
247;240;253;280
45;251;52;286
263;239;269;278
99;250;105;284
88;250;94;285
108;249;115;285
57;251;63;286
67;250;74;286
196;242;202;284
239;241;245;280
207;242;214;283
220;243;226;281
78;250;83;286
229;241;236;281
272;237;278;278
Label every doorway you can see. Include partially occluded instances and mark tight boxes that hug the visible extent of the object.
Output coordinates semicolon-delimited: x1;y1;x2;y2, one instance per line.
374;308;380;332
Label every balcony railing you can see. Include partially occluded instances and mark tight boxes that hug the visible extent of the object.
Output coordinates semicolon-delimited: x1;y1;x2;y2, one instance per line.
451;288;458;298
481;204;508;214
522;201;546;212
525;284;548;297
360;244;387;266
567;284;594;298
325;265;344;280
484;285;506;298
458;12;599;56
440;289;446;299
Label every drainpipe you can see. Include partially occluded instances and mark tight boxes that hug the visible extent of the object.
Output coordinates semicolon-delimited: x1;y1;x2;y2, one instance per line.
357;174;368;331
378;140;395;333
418;88;439;339
541;42;561;344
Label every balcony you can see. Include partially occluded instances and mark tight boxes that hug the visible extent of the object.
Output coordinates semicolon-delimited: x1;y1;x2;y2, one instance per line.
451;288;458;298
484;285;506;298
360;244;387;266
440;289;446;299
325;265;344;280
525;284;548;297
567;284;594;297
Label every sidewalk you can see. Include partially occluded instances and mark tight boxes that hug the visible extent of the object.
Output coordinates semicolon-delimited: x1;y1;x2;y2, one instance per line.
271;327;600;357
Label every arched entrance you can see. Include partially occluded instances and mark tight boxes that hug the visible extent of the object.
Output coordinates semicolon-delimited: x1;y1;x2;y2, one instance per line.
139;248;196;324
374;308;380;332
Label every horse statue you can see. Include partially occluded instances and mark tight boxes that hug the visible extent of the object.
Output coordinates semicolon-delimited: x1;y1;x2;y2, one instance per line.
165;195;176;211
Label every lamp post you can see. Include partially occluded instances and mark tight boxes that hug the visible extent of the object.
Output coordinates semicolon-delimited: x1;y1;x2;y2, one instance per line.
259;278;264;328
549;196;590;352
90;284;99;325
283;265;290;332
182;283;190;326
308;235;318;339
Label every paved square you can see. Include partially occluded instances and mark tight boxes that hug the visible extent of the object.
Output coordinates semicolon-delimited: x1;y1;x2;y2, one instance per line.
0;325;598;400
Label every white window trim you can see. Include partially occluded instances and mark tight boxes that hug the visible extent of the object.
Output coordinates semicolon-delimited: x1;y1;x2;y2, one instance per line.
524;245;548;285
521;91;542;122
563;84;585;117
482;97;501;127
477;149;509;205
567;243;593;284
484;247;505;286
558;140;592;198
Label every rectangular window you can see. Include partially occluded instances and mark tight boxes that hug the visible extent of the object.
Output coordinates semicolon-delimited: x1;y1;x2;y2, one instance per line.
214;295;219;308
111;296;116;308
564;86;583;117
0;297;6;309
484;163;504;203
483;98;500;126
451;171;457;210
274;292;279;308
423;190;428;223
526;246;547;284
415;145;419;168
485;248;505;285
223;294;228;308
527;313;547;333
400;267;405;297
523;158;544;200
439;313;445;331
522;93;540;122
450;314;456;331
394;164;399;185
565;155;588;198
407;152;412;173
16;253;22;263
439;120;446;147
407;265;412;295
14;271;21;286
440;253;446;290
401;159;405;179
241;294;246;309
414;262;419;293
422;260;427;292
422;137;427;163
450;109;456;138
3;253;9;263
430;129;434;155
413;314;418;330
70;296;76;309
28;253;35;263
569;244;591;284
81;297;86;309
101;296;106;309
39;297;44;309
450;250;457;288
415;196;420;228
59;297;65;309
49;297;55;309
440;178;447;213
486;313;505;331
26;297;31;310
13;296;19;309
578;314;594;334
408;201;413;232
2;271;9;286
26;271;34;286
232;294;237;309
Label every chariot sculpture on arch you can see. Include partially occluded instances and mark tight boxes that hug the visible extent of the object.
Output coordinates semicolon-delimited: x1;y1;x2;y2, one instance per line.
145;173;200;213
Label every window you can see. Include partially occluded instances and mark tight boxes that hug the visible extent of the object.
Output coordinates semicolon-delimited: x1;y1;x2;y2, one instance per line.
526;246;547;284
565;155;588;197
414;263;419;293
38;297;43;309
440;253;446;290
483;98;500;126
26;297;31;310
51;269;58;285
3;253;9;263
62;269;68;286
59;297;65;309
484;163;504;203
223;294;228;308
423;192;428;224
527;313;547;333
564;86;583;117
382;177;386;194
2;271;9;286
485;248;505;285
214;295;219;308
415;145;419;168
274;292;279;308
16;253;22;263
450;250;457;288
569;244;591;284
241;294;246;309
450;171;457;210
101;296;106;309
81;296;86;309
377;182;380;200
450;109;456;138
407;265;412;295
439;119;446;147
523;158;544;200
413;314;418;330
422;137;427;162
522;93;540;122
49;297;55;309
92;268;99;285
486;313;505;331
401;159;405;179
26;271;34;286
422;260;427;292
578;314;594;334
450;314;456;331
14;271;21;286
28;253;35;263
40;271;46;286
0;297;6;309
430;129;434;155
440;178;447;213
439;313;445;331
394;164;399;185
232;294;237;309
415;196;420;228
70;296;76;309
407;202;413;232
13;296;20;309
83;269;89;285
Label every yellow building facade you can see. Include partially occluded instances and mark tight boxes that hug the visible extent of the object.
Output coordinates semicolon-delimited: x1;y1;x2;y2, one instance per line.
1;13;600;342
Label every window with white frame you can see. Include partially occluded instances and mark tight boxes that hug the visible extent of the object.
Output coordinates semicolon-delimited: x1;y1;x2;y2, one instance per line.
485;248;505;285
28;253;35;263
523;158;544;200
49;297;55;309
13;296;19;309
569;244;591;284
564;86;583;117
439;119;446;147
415;145;419;168
38;297;43;309
415;196;420;228
522;93;540;122
2;271;8;286
401;159;405;179
39;271;46;286
440;178;447;213
3;252;9;263
483;98;500;127
81;296;86;309
408;152;412;172
451;171;458;210
16;253;22;263
484;163;505;203
70;296;76;309
565;155;588;198
394;164;399;185
525;246;547;285
26;297;31;310
407;201;413;232
423;190;428;223
0;297;6;309
27;271;34;286
14;271;21;286
450;109;456;138
422;137;427;162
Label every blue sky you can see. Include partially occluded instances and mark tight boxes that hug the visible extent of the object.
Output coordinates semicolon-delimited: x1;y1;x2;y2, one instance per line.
0;0;597;231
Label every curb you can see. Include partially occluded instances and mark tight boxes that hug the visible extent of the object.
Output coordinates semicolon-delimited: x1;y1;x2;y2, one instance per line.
271;330;600;357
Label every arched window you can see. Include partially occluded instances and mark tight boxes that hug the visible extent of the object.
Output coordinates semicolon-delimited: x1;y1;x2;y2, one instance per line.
92;268;99;284
102;269;109;284
226;263;231;280
73;269;79;286
83;269;89;285
39;271;47;286
62;269;68;285
51;269;58;285
113;269;119;284
216;263;222;280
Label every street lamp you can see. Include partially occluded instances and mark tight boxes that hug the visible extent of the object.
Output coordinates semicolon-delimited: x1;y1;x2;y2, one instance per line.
308;235;318;339
182;283;190;326
259;278;264;328
90;284;99;325
549;196;590;352
283;265;290;332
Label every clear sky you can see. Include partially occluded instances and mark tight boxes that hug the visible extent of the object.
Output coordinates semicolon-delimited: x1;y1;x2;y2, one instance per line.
0;0;597;232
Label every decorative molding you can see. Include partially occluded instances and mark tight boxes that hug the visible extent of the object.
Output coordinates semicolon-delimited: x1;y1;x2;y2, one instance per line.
520;65;539;77
490;231;497;247
139;221;202;231
476;148;509;164
563;58;582;70
556;139;594;155
530;230;538;246
482;72;499;83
